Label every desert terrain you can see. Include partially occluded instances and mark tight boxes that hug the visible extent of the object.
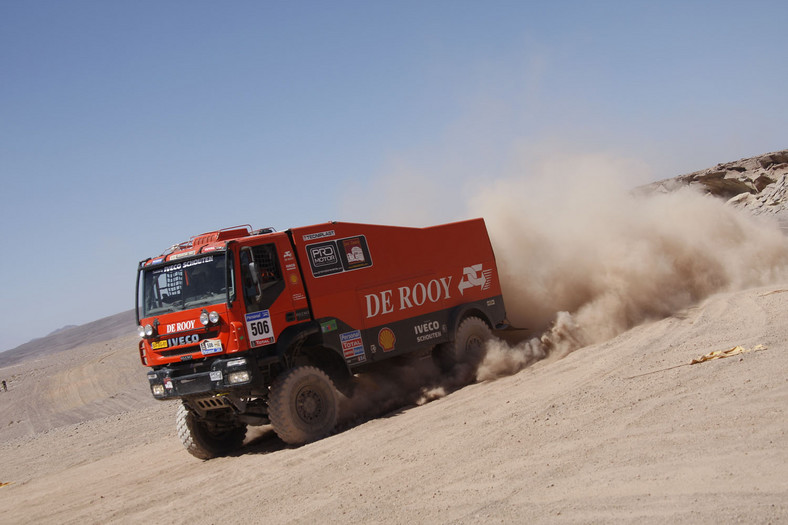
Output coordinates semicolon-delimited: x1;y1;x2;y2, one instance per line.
0;284;786;524
1;151;787;523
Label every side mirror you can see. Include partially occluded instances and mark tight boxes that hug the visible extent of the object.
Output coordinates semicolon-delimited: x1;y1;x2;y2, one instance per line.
248;261;264;303
241;247;264;304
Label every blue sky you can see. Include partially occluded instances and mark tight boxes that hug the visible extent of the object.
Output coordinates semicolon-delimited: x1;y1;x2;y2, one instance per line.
1;0;786;351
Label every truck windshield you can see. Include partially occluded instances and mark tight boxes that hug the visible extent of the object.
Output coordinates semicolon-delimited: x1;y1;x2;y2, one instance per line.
138;253;234;318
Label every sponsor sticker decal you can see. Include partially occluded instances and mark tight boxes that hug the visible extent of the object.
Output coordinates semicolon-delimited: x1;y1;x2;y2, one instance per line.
378;327;396;352
169;250;197;260
339;236;371;270
303;230;336;241
306;235;372;278
152;340;168;350
245;310;275;347
458;264;493;295
340;330;366;362
307;241;343;277
321;319;338;333
200;339;223;355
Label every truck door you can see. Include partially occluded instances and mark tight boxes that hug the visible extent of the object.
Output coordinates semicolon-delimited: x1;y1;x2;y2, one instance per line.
238;239;309;348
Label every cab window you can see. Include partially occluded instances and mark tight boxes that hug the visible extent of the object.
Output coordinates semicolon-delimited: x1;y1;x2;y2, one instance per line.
239;243;285;312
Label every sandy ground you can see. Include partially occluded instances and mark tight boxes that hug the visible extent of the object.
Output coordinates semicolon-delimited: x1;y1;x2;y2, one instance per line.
0;284;786;524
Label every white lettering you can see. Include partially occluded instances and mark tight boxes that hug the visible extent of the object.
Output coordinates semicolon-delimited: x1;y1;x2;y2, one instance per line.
412;282;426;306
440;277;453;299
168;334;199;346
166;320;197;333
414;321;440;335
399;286;412;310
182;256;213;268
427;280;441;303
381;290;394;315
416;332;442;343
365;294;380;318
366;275;456;319
310;246;336;266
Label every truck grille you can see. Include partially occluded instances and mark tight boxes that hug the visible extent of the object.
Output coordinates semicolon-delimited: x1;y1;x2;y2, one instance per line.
194;396;233;411
160;345;200;358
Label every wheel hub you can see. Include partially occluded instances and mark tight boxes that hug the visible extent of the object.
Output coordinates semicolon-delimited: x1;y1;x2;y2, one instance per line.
296;387;323;422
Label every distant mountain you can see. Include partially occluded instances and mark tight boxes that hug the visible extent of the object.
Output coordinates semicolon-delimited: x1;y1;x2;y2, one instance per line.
0;310;137;368
45;324;79;337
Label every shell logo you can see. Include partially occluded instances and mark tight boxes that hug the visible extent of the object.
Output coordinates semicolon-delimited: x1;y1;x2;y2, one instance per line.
378;327;396;352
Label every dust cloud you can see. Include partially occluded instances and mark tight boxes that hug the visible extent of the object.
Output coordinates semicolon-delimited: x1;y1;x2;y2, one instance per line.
474;167;788;380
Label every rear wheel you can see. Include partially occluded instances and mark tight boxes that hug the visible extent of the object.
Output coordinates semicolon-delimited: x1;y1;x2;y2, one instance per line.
176;402;247;460
433;316;491;382
268;366;339;445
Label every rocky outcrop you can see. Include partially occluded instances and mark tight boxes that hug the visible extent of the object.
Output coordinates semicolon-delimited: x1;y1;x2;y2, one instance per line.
639;149;788;219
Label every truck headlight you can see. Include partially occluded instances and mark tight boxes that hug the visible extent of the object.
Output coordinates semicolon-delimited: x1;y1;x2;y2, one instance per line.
151;384;165;396
200;310;220;326
144;324;154;337
228;371;250;384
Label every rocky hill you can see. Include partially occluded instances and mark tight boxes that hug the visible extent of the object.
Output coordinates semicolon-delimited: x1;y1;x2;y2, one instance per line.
639;149;788;227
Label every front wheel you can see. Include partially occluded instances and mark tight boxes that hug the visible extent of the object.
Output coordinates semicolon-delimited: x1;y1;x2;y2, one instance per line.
268;366;339;445
176;402;247;460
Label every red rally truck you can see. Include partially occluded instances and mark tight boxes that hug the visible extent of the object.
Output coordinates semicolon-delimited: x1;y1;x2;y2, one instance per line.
136;219;507;458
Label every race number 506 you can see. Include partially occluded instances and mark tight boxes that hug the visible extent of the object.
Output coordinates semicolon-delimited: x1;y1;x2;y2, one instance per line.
245;310;275;347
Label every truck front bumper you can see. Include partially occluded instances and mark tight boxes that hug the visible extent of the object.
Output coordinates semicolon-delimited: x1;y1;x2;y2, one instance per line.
147;355;256;399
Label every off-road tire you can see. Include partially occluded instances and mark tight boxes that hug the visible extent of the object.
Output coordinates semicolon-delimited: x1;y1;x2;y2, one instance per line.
268;366;339;445
176;402;247;460
433;316;491;381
